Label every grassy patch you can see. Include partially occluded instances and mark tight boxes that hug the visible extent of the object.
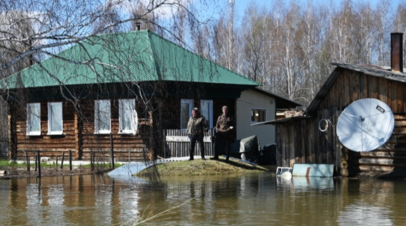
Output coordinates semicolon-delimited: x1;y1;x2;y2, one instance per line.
136;158;268;177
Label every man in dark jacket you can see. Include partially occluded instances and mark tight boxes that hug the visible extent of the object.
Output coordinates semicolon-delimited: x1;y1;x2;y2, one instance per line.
187;107;209;160
212;105;234;161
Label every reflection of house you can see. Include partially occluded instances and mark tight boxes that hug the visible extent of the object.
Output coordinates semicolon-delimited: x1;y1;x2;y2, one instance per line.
236;88;301;148
1;30;258;161
257;33;406;177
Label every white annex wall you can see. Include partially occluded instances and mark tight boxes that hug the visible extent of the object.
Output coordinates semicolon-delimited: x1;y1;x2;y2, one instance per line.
236;89;276;148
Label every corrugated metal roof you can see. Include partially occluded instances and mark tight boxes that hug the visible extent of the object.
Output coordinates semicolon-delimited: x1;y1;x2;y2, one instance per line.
252;87;302;108
2;30;259;89
305;63;406;115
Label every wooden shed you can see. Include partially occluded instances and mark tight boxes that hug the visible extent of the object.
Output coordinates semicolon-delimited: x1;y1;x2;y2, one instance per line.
258;33;406;177
1;30;258;162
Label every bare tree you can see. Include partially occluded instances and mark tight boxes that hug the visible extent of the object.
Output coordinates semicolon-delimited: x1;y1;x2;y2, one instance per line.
0;10;37;76
0;0;216;77
0;0;218;166
92;1;124;34
223;0;406;107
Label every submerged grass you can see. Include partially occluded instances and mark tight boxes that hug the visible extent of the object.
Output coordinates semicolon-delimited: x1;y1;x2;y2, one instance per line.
0;160;122;169
136;157;269;177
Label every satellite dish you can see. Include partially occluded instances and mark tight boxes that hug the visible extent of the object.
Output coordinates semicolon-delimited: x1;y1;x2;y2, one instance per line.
336;98;394;152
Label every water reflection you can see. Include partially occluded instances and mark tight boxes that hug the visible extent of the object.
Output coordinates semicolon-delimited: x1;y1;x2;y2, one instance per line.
276;177;334;190
338;204;393;225
1;173;406;225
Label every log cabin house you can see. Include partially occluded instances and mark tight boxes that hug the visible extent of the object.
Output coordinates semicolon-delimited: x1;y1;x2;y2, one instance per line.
0;30;261;162
256;33;406;178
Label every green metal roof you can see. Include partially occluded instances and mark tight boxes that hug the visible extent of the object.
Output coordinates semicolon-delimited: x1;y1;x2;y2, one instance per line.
2;30;259;89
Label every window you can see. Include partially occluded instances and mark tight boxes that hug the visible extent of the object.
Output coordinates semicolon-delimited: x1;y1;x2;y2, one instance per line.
251;108;266;124
27;103;41;136
95;100;111;134
48;102;63;135
119;99;137;134
181;99;193;129
200;100;213;129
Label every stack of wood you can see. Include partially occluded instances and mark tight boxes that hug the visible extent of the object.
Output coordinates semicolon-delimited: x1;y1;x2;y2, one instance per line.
284;110;304;118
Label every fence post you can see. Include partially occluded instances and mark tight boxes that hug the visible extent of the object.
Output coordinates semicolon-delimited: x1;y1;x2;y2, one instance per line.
163;130;166;158
90;151;94;171
25;152;30;174
110;133;114;169
34;153;37;171
37;151;41;178
61;152;65;169
56;156;58;172
69;150;72;171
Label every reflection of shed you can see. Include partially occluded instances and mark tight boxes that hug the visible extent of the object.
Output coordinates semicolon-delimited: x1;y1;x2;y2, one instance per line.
257;33;406;178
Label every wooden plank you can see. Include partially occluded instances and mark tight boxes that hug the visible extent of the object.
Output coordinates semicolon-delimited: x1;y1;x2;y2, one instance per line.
389;80;396;113
396;82;403;114
354;151;406;158
344;70;350;106
300;122;305;163
403;83;406;113
289;124;294;167
364;73;369;98
395;121;406;127
356;158;406;166
359;72;366;99
351;71;360;102
379;77;388;105
394;115;406;120
282;126;287;166
358;165;395;172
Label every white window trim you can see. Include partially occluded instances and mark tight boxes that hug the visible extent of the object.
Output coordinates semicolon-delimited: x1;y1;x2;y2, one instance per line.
94;100;111;134
27;103;41;136
200;99;213;129
250;108;267;125
47;102;63;135
181;99;193;130
118;99;138;135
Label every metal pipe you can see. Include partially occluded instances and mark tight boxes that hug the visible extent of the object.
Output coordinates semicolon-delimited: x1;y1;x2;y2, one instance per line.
391;32;403;72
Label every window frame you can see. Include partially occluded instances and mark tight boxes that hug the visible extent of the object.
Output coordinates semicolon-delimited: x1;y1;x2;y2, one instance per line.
250;108;267;124
118;99;137;135
180;99;194;130
47;102;63;135
200;100;213;129
27;103;41;136
94;99;111;134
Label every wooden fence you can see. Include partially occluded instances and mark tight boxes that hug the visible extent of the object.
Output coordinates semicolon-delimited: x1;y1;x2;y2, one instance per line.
163;129;215;158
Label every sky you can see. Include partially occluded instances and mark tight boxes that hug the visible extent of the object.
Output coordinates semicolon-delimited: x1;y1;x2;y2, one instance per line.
216;0;405;25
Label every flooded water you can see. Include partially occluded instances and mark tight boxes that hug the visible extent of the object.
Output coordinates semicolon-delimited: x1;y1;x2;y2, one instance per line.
1;172;406;225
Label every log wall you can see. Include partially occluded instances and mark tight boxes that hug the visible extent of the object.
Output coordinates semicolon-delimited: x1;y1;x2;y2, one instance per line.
9;97;236;162
10;99;153;162
277;68;406;177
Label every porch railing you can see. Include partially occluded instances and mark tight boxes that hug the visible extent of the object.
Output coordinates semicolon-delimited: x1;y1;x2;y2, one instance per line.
163;129;215;158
